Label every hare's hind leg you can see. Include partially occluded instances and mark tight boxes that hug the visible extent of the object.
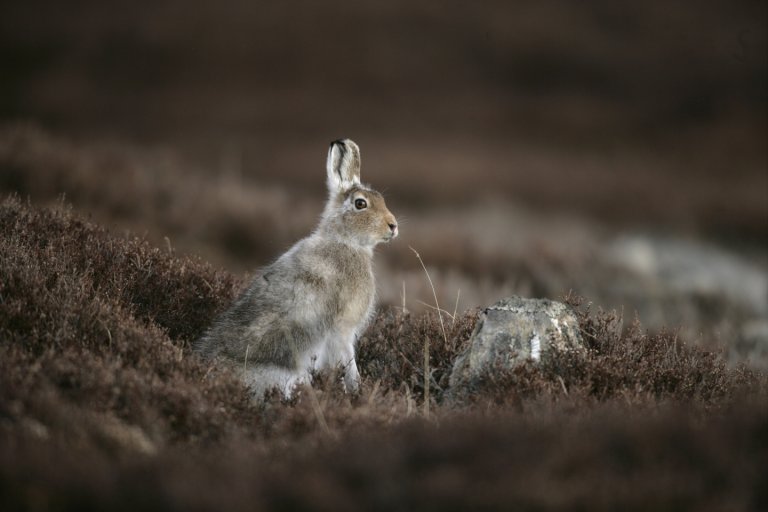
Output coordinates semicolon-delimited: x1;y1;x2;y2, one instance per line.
242;365;309;400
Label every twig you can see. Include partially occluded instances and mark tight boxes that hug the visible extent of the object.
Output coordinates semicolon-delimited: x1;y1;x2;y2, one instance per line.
409;247;448;346
305;384;335;439
410;245;447;419
98;319;112;349
403;383;414;417
415;300;455;320
201;364;215;383
368;380;381;406
452;288;461;327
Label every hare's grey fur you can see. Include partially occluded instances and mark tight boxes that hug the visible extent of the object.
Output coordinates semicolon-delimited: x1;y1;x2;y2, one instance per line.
194;139;397;398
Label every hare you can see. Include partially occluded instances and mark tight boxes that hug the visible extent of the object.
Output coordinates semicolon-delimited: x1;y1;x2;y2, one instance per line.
194;139;398;398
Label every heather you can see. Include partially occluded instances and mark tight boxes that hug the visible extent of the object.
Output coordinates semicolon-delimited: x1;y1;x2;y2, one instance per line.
1;196;765;510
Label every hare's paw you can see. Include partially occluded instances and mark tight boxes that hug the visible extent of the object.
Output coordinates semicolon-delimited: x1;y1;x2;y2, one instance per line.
281;372;311;399
244;365;309;400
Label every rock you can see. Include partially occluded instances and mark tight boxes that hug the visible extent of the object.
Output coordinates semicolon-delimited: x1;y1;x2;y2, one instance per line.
732;319;768;369
605;235;768;317
602;235;768;367
448;296;584;396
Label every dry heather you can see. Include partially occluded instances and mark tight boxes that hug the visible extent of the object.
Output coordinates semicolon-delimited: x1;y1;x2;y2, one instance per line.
1;196;766;510
0;124;318;270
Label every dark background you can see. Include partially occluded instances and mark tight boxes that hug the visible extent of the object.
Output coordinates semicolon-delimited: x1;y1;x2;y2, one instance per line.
2;0;765;230
1;0;766;325
0;3;766;509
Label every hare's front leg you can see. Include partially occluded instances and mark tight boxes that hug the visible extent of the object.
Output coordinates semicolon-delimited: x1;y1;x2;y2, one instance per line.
343;356;360;393
325;334;360;393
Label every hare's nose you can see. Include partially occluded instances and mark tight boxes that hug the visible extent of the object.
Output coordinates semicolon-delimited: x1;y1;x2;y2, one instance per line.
388;222;398;236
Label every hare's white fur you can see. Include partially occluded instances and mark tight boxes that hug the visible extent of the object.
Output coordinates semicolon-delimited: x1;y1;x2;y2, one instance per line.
194;139;397;399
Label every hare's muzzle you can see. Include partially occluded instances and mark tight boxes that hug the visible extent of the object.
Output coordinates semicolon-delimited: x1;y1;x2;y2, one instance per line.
388;222;398;239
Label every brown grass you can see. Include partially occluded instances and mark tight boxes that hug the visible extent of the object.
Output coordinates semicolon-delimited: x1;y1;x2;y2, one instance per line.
1;1;765;245
0;124;319;271
1;196;765;510
1;1;765;506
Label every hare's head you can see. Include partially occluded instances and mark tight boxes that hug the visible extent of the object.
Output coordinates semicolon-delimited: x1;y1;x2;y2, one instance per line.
320;139;398;249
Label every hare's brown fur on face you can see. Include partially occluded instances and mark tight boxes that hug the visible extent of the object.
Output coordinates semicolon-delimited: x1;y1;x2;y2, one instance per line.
321;186;397;247
194;139;397;399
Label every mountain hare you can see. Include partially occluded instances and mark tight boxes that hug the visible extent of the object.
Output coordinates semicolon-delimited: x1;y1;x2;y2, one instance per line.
194;139;398;398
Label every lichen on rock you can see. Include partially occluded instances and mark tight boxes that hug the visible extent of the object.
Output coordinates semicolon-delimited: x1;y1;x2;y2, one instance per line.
448;296;584;396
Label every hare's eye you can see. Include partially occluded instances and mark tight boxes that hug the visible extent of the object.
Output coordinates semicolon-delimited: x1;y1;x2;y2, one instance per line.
354;198;367;210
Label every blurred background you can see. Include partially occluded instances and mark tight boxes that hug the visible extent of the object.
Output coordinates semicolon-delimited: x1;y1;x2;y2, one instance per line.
1;0;766;363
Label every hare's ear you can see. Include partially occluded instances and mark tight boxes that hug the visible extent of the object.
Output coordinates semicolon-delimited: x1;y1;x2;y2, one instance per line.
326;139;361;193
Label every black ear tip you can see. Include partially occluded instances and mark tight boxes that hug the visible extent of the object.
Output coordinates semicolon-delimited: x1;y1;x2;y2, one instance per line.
330;139;348;148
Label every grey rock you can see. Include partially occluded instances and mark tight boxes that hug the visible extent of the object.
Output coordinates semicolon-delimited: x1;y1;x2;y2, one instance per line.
732;319;768;369
605;235;768;317
448;296;584;396
602;235;768;367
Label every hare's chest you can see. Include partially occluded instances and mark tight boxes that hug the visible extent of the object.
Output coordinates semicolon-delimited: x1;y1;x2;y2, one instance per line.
335;268;374;332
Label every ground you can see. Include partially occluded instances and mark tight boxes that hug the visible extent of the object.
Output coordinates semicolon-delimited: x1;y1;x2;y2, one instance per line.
0;1;766;509
0;196;765;510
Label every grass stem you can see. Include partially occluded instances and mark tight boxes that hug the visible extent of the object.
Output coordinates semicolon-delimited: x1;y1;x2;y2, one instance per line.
410;245;448;419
